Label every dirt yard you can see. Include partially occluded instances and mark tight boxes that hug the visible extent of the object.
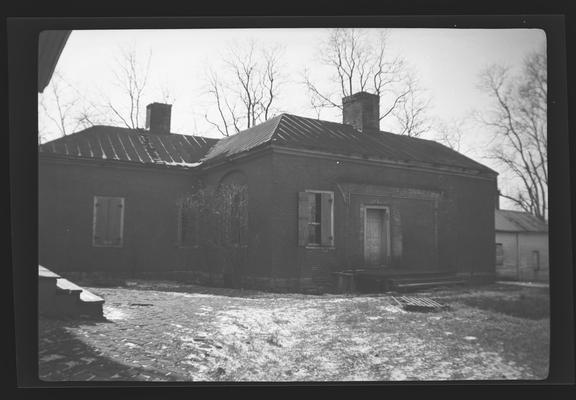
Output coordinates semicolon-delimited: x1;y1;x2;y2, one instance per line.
38;281;550;382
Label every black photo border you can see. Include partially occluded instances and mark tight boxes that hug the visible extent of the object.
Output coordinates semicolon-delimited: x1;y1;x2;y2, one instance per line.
6;8;575;394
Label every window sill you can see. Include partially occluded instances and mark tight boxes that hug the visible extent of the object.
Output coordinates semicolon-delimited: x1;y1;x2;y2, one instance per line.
305;246;336;250
176;244;200;249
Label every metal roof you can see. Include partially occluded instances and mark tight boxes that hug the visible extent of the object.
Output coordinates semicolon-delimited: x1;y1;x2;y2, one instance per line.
200;115;283;162
41;113;497;174
202;113;496;174
39;125;218;167
495;209;548;232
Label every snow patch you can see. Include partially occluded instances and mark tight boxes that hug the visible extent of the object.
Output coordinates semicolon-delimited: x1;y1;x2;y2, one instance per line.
104;307;128;321
381;304;406;313
390;370;408;380
40;354;65;362
159;161;203;168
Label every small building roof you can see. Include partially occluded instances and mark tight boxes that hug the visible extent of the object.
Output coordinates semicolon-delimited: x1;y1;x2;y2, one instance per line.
495;209;548;233
39;125;218;168
201;113;496;175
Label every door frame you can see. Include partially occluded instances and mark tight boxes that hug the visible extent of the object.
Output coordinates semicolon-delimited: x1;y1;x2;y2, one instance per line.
363;205;391;267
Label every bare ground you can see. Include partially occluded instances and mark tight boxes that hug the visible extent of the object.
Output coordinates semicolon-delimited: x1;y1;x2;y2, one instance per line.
38;281;549;382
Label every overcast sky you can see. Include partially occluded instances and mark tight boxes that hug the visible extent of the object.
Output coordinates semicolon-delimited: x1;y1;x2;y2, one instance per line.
41;27;546;209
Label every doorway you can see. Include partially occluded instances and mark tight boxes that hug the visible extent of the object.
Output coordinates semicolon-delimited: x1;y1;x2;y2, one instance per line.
364;206;391;267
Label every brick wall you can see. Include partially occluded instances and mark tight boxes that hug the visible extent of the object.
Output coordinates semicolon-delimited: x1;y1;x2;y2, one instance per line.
39;158;203;273
39;148;498;290
268;151;497;281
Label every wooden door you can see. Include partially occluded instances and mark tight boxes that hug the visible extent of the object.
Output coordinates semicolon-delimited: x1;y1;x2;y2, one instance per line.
364;208;390;267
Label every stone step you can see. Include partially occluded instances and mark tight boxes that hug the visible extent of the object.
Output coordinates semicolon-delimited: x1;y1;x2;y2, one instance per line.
56;278;104;303
38;265;104;318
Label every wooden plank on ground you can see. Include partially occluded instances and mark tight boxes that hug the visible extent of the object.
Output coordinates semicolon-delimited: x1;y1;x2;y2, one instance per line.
390;296;446;312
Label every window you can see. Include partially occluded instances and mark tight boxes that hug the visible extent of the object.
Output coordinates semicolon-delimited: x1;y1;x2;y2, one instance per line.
495;243;504;266
228;189;248;246
298;191;334;247
532;250;541;271
178;198;198;247
93;196;124;247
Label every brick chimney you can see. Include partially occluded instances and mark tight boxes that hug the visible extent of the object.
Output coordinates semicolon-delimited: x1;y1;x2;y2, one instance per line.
145;103;172;134
342;91;380;133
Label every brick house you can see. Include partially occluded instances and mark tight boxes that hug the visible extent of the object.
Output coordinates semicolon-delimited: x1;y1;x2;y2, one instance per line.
39;92;499;292
495;209;549;282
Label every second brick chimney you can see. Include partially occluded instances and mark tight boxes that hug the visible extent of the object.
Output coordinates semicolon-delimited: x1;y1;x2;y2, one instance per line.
342;91;380;133
145;102;172;134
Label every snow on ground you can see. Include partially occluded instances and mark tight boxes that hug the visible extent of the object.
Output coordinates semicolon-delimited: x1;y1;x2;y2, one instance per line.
38;282;549;382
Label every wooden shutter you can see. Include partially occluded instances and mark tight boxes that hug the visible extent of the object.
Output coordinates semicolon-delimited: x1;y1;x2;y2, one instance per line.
320;192;334;247
107;197;124;246
298;192;314;247
93;196;109;246
390;207;402;259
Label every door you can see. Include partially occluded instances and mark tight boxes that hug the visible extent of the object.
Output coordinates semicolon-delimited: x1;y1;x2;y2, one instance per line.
364;207;390;267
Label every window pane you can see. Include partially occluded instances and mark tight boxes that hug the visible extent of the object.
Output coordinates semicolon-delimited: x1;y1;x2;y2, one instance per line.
532;250;540;270
495;243;504;265
308;193;318;222
308;223;321;244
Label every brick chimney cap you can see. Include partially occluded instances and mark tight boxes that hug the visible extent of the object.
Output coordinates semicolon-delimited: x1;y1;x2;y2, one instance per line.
343;91;379;102
147;102;172;108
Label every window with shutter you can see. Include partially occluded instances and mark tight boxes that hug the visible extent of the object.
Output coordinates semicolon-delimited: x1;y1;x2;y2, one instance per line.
93;196;124;247
495;243;504;266
298;191;334;248
532;250;540;270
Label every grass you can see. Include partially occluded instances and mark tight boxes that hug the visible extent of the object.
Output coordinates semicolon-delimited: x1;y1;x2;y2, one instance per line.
429;284;550;320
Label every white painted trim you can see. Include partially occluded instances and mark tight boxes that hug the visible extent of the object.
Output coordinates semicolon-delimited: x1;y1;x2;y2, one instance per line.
363;205;391;267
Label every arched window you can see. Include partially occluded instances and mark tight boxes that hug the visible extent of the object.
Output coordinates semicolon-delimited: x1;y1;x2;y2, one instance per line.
218;183;248;247
217;170;248;247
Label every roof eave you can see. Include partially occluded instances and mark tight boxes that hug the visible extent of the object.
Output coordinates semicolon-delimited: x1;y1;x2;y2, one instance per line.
38;152;205;172
270;144;498;180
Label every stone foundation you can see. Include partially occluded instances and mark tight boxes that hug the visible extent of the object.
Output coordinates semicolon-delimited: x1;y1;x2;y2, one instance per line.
60;270;336;294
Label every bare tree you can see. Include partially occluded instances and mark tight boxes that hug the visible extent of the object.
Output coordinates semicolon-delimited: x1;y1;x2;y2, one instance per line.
431;115;476;153
39;46;173;143
107;46;152;129
303;28;431;137
478;46;547;220
38;68;104;143
391;74;432;137
204;40;284;136
38;70;80;138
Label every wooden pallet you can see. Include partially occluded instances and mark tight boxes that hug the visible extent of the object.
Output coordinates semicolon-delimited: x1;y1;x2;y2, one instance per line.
391;296;447;312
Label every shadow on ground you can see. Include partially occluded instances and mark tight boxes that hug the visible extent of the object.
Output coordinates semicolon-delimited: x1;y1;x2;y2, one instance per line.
38;316;187;382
